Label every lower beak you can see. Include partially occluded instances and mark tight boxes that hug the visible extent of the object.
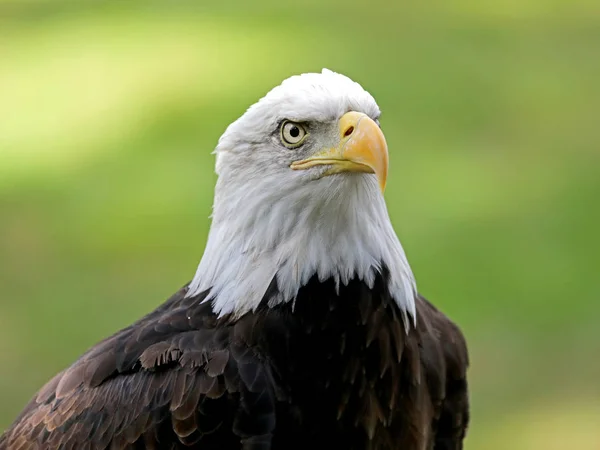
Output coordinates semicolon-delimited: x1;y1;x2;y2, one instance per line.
290;111;388;192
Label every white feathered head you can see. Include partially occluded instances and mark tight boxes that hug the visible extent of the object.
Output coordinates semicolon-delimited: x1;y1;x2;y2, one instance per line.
189;69;416;327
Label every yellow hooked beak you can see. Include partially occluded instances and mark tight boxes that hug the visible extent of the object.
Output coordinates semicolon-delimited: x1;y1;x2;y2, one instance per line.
290;111;388;192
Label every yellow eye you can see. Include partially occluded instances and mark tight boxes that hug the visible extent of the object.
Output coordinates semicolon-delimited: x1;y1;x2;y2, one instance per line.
281;121;308;147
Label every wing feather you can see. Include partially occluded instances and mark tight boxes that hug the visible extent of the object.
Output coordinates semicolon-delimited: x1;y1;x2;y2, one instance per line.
416;296;470;450
0;286;281;450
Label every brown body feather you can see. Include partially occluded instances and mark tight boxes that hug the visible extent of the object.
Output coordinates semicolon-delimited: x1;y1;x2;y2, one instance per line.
0;271;469;450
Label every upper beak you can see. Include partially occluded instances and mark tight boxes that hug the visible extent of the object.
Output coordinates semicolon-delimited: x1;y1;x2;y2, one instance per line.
290;111;388;192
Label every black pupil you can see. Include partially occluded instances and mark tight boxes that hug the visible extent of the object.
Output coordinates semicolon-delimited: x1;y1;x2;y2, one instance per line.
289;126;300;138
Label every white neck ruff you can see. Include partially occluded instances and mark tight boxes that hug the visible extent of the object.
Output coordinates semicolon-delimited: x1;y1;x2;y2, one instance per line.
187;171;417;328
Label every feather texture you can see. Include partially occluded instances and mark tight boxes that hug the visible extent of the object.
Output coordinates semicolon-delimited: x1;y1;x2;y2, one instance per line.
1;275;468;450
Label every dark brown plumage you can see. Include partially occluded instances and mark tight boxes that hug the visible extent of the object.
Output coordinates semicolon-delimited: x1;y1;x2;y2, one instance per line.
0;270;468;450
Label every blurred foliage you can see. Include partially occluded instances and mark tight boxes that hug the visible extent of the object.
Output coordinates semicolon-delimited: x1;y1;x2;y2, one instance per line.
0;0;599;448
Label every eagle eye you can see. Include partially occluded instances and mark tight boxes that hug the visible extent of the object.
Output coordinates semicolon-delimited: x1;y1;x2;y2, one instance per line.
280;121;308;147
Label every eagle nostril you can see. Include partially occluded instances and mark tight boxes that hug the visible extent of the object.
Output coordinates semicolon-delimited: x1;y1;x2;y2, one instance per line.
343;126;354;138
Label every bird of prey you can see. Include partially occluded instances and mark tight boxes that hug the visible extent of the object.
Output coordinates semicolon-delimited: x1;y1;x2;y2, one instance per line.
0;69;469;450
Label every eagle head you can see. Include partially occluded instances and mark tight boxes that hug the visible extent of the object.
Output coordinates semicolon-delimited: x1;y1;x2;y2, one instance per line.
188;69;416;327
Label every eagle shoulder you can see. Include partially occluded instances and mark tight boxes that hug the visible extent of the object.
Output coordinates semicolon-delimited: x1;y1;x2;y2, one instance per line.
0;285;282;450
416;295;470;449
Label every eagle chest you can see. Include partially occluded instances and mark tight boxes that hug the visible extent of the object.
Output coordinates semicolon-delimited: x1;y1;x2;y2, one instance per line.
263;278;417;447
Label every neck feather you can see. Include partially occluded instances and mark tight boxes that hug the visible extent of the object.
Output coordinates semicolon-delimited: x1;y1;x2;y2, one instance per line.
187;173;417;328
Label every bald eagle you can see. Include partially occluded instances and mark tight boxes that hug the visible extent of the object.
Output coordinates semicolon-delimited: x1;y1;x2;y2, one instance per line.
0;69;469;450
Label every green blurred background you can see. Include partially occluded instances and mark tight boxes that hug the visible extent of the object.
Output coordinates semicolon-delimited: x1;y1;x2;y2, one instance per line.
1;1;599;448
